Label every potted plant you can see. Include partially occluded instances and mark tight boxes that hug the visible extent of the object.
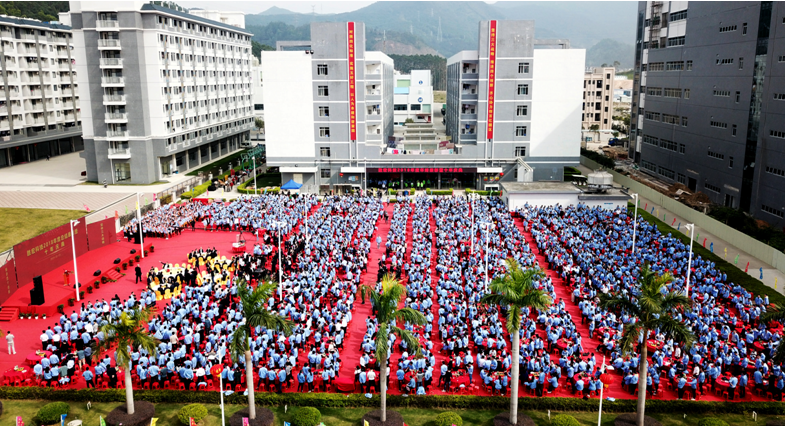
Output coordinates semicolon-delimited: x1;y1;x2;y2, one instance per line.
42;313;47;320
57;304;64;314
79;291;85;299
150;246;155;253
87;285;93;294
144;250;149;256
135;255;140;262
68;298;75;307
95;281;100;289
34;313;39;320
101;276;108;284
114;266;121;273
129;258;134;266
122;262;128;270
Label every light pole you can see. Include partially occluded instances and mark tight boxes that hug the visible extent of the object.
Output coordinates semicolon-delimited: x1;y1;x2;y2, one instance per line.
219;369;226;426
470;193;476;255
136;193;145;259
364;157;367;195
274;220;287;298
252;156;257;196
684;223;695;297
480;221;494;291
597;356;606;426
70;219;81;302
631;193;639;254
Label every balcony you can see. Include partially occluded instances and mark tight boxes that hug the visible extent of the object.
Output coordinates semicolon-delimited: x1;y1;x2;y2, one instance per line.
64;112;80;122
101;76;125;87
105;112;127;123
106;130;128;139
49;36;68;44
60;88;74;97
26;116;46;126
97;39;121;49
0;30;14;39
99;58;123;68
96;20;119;30
108;147;131;159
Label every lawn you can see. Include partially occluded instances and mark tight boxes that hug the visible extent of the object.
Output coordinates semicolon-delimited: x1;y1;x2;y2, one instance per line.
3;400;779;426
0;208;86;252
433;91;446;104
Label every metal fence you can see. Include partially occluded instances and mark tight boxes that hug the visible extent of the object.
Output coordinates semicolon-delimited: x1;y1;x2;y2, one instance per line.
157;175;205;202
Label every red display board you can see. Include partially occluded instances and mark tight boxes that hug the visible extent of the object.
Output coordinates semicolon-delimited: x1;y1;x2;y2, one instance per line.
13;220;88;286
0;261;17;305
348;22;357;141
486;20;497;140
87;218;116;251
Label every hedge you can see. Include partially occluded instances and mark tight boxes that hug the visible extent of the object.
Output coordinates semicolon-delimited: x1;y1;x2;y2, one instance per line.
178;403;208;425
466;188;500;197
237;186;280;195
290;407;321;426
4;387;785;414
551;414;580;426
426;188;454;196
697;418;729;426
581;148;616;169
435;411;463;426
34;401;70;426
630;202;785;306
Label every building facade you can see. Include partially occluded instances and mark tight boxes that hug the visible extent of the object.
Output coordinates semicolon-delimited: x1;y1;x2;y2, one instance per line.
582;67;615;131
252;56;263;123
66;1;254;184
0;17;83;168
393;70;434;125
629;1;785;227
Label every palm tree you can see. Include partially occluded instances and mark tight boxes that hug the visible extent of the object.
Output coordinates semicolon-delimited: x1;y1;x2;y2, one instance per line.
760;304;785;363
230;279;294;420
599;264;694;426
362;274;427;423
480;258;552;426
99;307;158;415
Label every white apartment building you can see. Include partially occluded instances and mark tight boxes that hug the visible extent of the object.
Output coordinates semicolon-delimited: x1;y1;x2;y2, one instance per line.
0;16;82;168
252;56;263;122
582;67;615;131
66;1;254;184
393;70;433;125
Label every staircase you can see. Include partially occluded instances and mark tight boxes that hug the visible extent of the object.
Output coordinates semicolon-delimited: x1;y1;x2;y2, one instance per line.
105;270;124;282
0;308;19;322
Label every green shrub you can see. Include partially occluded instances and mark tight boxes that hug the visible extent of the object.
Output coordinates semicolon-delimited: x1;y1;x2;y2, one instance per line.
33;401;70;426
466;188;499;197
581;148;616;169
290;407;321;426
178;403;208;425
697;418;729;426
426;188;454;196
551;414;581;426
435;411;463;426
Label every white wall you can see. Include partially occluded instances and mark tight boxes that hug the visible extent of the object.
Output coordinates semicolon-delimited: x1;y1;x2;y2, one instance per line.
530;49;584;159
71;29;93;138
141;30;167;137
506;192;580;211
262;51;315;161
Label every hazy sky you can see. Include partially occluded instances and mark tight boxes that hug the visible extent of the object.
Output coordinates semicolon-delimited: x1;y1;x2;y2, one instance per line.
178;1;377;15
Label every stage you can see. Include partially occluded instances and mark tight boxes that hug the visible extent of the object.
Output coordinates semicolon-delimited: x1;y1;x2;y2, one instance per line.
2;238;152;317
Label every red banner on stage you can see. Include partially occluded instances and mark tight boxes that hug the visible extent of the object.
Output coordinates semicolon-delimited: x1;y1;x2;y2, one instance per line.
0;261;17;305
486;20;497;140
87;218;116;251
348;22;357;141
13;220;88;286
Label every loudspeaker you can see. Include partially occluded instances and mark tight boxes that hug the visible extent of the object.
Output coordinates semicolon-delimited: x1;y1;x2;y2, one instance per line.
33;275;43;291
113;258;121;264
30;276;44;305
93;270;102;276
130;249;137;254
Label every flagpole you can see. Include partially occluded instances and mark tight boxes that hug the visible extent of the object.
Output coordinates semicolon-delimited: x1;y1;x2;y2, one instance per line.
220;373;225;426
597;356;606;426
137;192;145;259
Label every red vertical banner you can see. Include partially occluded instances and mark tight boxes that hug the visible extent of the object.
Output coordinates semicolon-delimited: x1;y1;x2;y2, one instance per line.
486;20;497;140
0;261;17;305
348;22;357;141
87;218;116;251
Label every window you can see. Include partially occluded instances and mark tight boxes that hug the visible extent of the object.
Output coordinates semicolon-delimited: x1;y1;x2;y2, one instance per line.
319;127;330;138
761;204;784;218
677;173;686;184
515;126;528;137
318;106;330;117
410;104;421;111
705;182;721;193
766;165;785;177
648;87;662;96
739;57;744;69
736;91;741;103
668;36;685;47
320;147;330;157
320;169;330;179
643;135;659;146
645;111;661;121
774;93;785;100
714;90;731;97
316;64;328;75
684;89;690;99
514;146;527;157
666;61;684;71
710;120;728;129
686;60;693;70
660;138;677;152
394;104;407;111
743;23;748;35
716;58;734;65
679;143;686;154
708;150;725;160
732;124;737;136
662;114;679;125
780;56;785;62
518;62;530;73
658;166;676;180
729;156;734;168
516;105;528;116
719;24;738;33
318;86;329;97
664;88;682;98
517;84;529;95
641;160;657;172
648;62;664;71
671;9;688;21
771;129;785;138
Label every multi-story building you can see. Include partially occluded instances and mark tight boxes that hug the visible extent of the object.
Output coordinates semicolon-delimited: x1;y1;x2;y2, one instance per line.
629;1;785;227
445;20;585;184
65;1;254;184
393;70;434;125
0;16;82;168
263;22;394;193
582;67;615;135
252;56;263;122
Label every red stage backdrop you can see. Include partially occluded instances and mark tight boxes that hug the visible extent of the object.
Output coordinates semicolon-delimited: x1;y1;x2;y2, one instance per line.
87;218;116;251
0;261;17;304
14;220;88;286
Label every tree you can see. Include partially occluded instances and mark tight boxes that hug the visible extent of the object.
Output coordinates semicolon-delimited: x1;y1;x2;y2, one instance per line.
589;124;601;143
480;258;552;425
230;279;294;420
98;308;158;415
254;118;265;132
361;274;426;423
599;264;694;426
613;60;621;69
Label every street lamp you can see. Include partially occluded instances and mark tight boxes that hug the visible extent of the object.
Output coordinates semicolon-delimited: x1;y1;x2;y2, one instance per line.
273;220;287;298
630;193;639;254
136;193;145;259
470;193;476;255
252;156;257;196
480;221;494;291
69;219;81;302
684;223;695;297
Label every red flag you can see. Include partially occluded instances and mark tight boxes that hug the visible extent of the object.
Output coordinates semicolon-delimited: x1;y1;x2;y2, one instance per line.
702;238;707;247
745;262;750;273
190;418;197;426
83;204;91;212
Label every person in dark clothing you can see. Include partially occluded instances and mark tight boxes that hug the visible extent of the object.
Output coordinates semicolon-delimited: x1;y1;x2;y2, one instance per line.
107;365;118;388
135;265;143;283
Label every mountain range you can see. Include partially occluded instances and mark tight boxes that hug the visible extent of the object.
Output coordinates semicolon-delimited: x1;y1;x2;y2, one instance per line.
245;1;639;68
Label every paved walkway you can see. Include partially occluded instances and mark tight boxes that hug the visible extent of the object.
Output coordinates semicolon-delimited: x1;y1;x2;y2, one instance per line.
578;164;785;293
